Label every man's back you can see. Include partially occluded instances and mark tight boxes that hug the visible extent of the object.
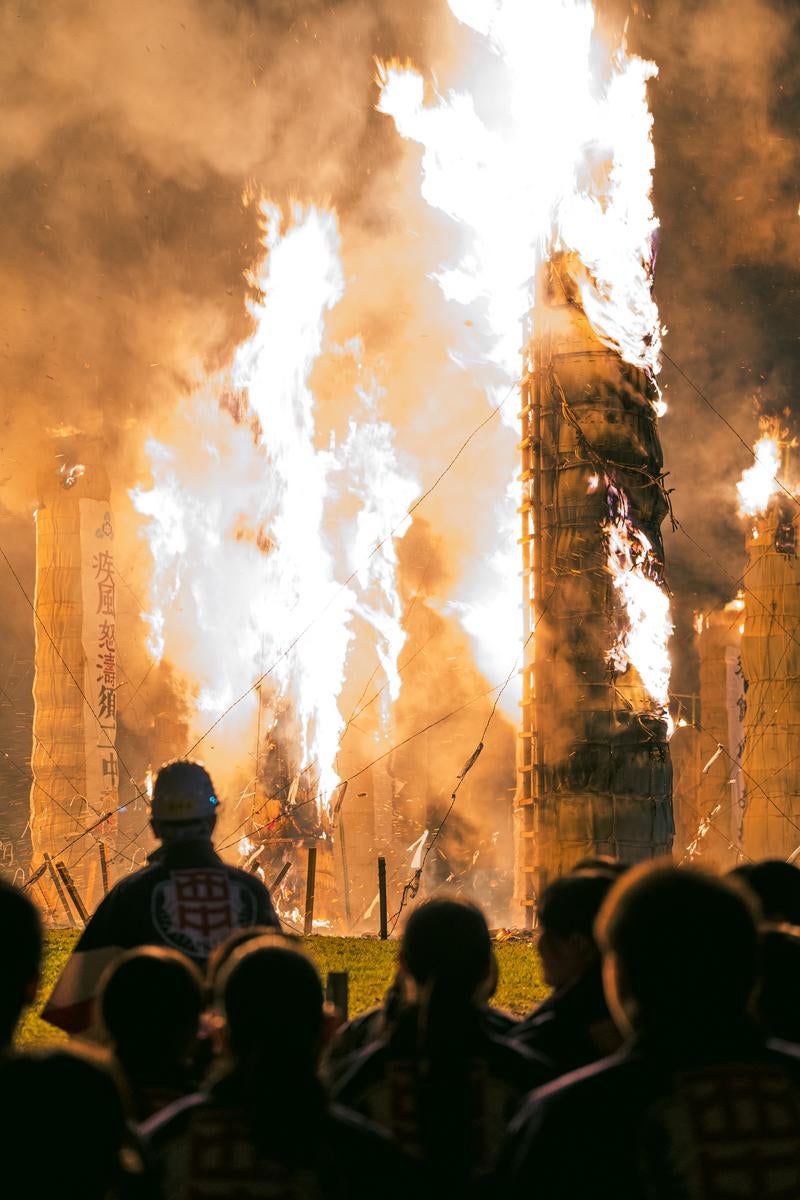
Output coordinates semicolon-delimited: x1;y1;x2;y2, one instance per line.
499;1027;800;1200
43;840;277;1033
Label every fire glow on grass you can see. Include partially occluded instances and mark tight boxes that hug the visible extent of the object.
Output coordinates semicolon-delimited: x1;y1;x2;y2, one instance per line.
378;0;671;718
132;202;417;815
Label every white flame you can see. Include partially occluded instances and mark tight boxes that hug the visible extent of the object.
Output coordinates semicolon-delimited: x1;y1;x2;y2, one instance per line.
133;202;417;814
378;0;666;698
605;484;673;718
736;434;781;517
448;476;522;717
378;0;663;382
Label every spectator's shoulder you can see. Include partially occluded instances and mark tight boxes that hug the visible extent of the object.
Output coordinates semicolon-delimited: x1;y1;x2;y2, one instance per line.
222;862;271;895
139;1091;208;1151
513;1001;555;1039
513;1049;629;1127
332;1038;389;1104
766;1039;800;1075
487;1028;554;1087
328;1101;396;1147
107;861;160;900
327;1104;420;1187
485;1005;519;1037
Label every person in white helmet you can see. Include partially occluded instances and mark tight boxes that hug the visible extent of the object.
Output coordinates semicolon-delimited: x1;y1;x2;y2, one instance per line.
43;759;279;1035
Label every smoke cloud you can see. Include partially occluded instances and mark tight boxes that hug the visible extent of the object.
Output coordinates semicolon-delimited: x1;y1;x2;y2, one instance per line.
630;0;800;690
0;0;797;887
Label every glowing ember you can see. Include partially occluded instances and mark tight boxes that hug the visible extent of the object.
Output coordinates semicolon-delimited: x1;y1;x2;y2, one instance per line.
605;480;673;718
736;433;781;516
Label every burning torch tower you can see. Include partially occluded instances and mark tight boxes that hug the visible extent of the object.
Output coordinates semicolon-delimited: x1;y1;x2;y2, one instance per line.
740;440;800;860
29;447;119;918
517;257;673;919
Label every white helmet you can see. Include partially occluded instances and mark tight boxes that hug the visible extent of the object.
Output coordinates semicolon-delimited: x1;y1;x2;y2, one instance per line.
151;759;219;823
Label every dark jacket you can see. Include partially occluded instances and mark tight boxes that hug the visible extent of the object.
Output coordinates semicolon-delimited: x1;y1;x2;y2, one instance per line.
324;1001;518;1086
498;1021;800;1199
43;840;278;1033
511;961;621;1076
142;1072;418;1199
333;1004;551;1194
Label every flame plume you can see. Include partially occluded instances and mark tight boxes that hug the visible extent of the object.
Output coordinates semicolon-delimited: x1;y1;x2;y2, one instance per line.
604;479;673;717
378;0;663;382
737;430;781;517
378;0;671;717
133;202;417;816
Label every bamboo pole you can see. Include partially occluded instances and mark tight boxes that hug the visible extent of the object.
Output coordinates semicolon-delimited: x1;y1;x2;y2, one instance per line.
55;860;89;926
339;821;353;928
98;841;110;897
270;860;291;891
326;971;349;1020
21;861;48;893
378;856;388;940
44;853;76;926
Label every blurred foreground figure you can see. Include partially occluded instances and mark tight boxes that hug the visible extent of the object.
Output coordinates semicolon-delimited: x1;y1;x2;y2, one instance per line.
0;1047;147;1198
513;871;621;1074
144;940;416;1199
101;947;204;1120
758;925;800;1044
43;759;278;1034
730;859;800;925
334;897;550;1195
499;864;800;1199
0;878;42;1049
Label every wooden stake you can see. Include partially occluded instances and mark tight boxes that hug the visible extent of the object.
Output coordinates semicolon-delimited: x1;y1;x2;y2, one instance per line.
269;860;291;891
339;821;353;929
303;845;317;937
378;855;388;940
98;841;110;897
21;861;47;893
44;853;76;927
55;860;89;926
326;971;349;1021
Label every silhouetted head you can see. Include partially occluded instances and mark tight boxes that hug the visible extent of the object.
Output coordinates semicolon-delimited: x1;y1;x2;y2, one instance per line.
401;897;492;1001
758;925;800;1043
0;1048;133;1197
221;940;325;1073
596;863;759;1037
100;946;203;1069
730;860;800;925
206;926;292;996
151;758;219;845
538;872;615;990
571;856;628;879
0;878;42;1048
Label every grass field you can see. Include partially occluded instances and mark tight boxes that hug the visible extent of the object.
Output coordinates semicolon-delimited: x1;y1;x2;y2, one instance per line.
18;931;548;1046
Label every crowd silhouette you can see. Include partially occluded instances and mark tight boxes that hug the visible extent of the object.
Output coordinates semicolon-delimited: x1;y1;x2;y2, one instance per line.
2;758;800;1198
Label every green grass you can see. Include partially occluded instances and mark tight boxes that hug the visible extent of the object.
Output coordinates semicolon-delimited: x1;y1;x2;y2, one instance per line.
17;929;81;1047
18;931;548;1046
